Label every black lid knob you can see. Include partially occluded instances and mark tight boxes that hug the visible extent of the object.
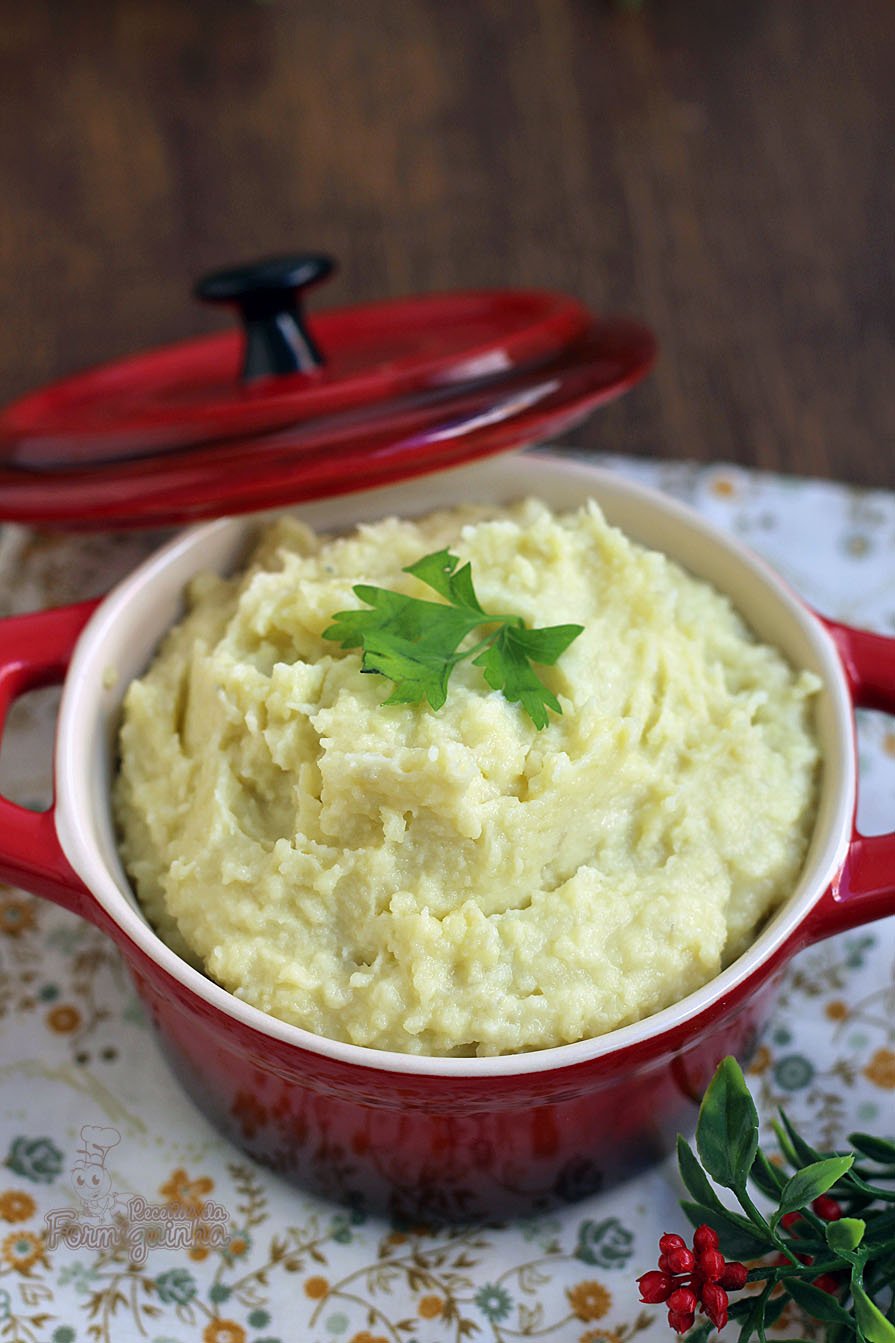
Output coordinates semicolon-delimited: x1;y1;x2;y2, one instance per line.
195;253;335;382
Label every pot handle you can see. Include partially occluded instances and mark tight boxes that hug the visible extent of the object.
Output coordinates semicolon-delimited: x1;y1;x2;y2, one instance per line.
807;618;895;941
0;599;107;926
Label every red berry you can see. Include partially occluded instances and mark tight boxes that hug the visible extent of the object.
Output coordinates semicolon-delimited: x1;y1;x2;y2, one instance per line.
668;1309;696;1335
659;1233;688;1253
812;1195;843;1221
665;1247;696;1275
719;1261;747;1291
638;1271;674;1304
698;1248;726;1282
657;1253;672;1273
668;1287;699;1316
813;1273;841;1295
701;1283;729;1331
780;1211;803;1230
693;1224;720;1253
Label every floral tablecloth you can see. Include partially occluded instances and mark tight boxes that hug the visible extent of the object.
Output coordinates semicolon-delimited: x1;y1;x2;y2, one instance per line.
0;452;892;1343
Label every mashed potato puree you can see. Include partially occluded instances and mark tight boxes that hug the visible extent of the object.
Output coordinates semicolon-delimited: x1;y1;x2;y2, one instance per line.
114;499;819;1056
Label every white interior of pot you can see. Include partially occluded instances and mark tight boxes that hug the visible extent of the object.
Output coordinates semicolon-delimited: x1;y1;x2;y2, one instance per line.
54;452;856;1076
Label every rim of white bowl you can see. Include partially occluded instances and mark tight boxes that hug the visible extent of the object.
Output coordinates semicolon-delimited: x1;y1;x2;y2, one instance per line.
54;454;857;1078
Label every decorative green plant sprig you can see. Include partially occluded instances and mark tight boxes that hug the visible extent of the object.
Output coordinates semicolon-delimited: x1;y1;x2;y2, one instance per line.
323;549;583;729
637;1057;895;1342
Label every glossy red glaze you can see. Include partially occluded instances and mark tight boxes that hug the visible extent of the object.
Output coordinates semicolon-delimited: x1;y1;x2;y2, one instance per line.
1;291;592;462
0;603;107;924
0;583;892;1218
806;619;895;941
0;295;656;529
116;925;779;1220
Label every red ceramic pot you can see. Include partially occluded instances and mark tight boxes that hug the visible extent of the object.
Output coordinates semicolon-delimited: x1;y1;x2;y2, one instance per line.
0;454;892;1221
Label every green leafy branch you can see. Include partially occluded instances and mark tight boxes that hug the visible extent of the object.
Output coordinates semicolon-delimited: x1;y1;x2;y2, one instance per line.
641;1056;895;1343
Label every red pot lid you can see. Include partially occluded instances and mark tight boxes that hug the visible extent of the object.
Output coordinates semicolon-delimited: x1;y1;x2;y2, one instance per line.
0;254;656;528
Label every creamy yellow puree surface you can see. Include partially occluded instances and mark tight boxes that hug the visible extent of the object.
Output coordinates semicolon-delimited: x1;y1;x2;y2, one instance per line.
114;499;820;1056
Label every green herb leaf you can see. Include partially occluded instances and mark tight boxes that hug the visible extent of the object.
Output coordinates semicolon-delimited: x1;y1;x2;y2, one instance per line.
403;548;485;611
360;633;456;711
853;1284;895;1343
785;1278;856;1328
324;586;478;653
841;1170;895;1203
323;550;583;728
678;1135;727;1212
773;1156;856;1228
826;1218;866;1253
848;1133;895;1166
473;624;582;730
751;1148;787;1199
775;1110;827;1167
696;1056;760;1192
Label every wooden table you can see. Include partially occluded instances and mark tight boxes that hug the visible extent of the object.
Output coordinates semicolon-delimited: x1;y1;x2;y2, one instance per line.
1;0;893;489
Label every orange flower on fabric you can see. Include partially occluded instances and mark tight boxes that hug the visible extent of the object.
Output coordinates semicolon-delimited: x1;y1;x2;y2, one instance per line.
203;1322;246;1343
568;1280;612;1322
419;1294;443;1318
304;1275;329;1299
825;1000;849;1021
180;1219;209;1260
864;1048;895;1089
1;1229;46;1273
0;1190;36;1223
581;1331;622;1343
349;1335;389;1343
46;1004;81;1033
0;896;36;937
223;1231;251;1263
158;1168;213;1214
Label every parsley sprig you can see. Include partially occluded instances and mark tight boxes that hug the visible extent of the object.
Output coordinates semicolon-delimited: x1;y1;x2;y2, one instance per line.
638;1056;895;1342
322;549;583;729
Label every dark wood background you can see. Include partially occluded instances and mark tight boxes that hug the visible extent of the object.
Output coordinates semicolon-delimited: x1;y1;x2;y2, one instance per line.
1;0;893;488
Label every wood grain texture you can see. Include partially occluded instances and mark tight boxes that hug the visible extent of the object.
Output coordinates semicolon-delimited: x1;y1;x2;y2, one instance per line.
0;0;893;486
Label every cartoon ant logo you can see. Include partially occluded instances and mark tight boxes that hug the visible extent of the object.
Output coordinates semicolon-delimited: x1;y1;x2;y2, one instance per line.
70;1126;128;1224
